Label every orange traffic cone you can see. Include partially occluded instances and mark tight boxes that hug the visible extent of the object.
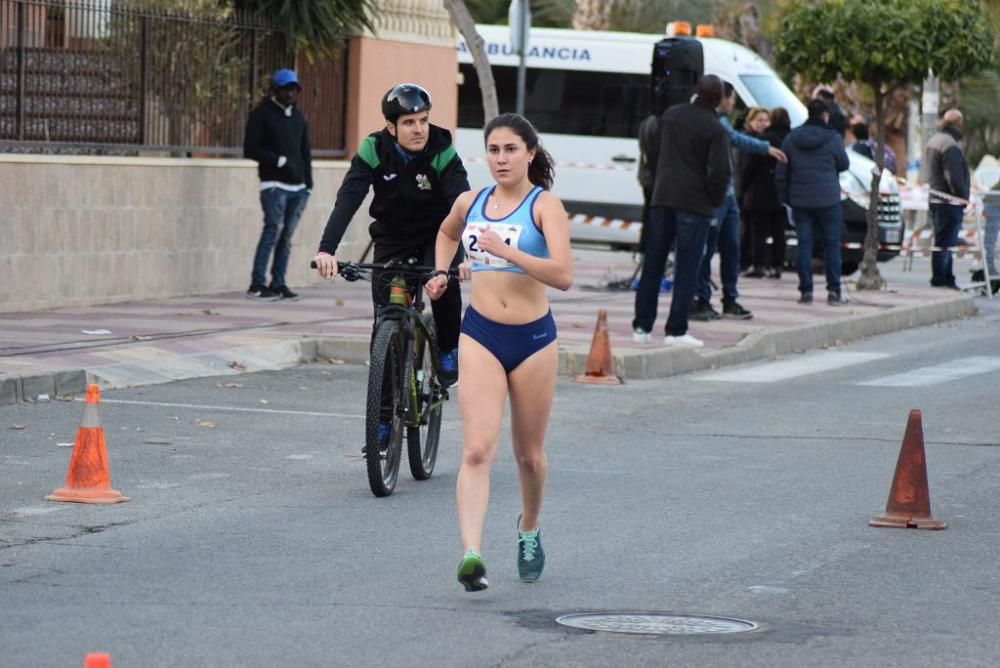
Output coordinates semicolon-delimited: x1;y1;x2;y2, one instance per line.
574;309;621;385
869;409;945;529
84;652;112;668
45;385;129;504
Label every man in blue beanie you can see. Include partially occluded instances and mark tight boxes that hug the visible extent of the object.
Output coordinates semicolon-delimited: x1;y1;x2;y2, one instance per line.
243;68;312;301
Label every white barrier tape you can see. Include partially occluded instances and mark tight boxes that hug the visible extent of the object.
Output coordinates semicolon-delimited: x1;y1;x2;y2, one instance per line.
908;228;978;240
898;184;986;213
570;213;639;229
926;187;971;207
897;249;984;257
463;156;638;172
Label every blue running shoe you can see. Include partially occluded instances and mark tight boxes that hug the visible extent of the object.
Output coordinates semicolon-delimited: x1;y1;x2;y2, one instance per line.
457;550;488;592
438;347;458;386
516;514;545;582
363;422;391;454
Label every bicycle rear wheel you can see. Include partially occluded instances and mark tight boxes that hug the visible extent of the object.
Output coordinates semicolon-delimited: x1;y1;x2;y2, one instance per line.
407;314;443;480
365;320;405;497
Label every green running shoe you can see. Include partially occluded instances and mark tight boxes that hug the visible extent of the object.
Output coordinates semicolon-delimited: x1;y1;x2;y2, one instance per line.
516;514;545;582
457;550;488;592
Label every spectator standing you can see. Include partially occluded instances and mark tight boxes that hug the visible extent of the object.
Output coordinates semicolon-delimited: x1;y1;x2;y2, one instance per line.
849;121;898;175
691;84;786;322
637;104;663;249
980;177;999;289
243;69;312;301
741;107;791;279
813;85;847;138
632;75;731;349
776;99;850;305
734;108;761;272
924;109;970;289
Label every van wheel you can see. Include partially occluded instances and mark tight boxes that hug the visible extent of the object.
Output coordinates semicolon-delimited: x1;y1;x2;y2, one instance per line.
841;261;859;276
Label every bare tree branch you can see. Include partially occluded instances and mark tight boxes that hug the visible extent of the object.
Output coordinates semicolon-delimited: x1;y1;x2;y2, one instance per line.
443;0;498;124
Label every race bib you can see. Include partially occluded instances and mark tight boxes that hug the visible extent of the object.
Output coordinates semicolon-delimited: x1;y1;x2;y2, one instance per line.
462;223;522;268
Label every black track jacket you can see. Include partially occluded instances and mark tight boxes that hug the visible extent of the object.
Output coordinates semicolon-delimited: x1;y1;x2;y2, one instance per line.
318;125;470;255
650;100;731;218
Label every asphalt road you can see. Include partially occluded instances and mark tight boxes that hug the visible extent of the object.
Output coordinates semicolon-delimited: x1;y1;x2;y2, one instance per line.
2;298;999;667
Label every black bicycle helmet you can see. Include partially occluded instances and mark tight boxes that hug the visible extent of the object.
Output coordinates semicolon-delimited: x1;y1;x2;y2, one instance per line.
382;83;432;121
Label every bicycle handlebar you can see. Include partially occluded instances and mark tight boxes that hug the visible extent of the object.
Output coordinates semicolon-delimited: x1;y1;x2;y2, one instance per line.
310;259;459;283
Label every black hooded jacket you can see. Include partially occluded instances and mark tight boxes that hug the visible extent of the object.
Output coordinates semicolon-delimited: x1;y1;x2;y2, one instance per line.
319;125;470;255
243;98;312;189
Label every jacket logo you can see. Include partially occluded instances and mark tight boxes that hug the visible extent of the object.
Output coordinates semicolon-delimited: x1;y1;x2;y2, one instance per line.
383;173;398;181
415;173;432;191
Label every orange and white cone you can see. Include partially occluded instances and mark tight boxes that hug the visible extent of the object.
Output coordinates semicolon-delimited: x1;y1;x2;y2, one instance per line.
574;309;622;385
869;409;944;530
45;385;129;504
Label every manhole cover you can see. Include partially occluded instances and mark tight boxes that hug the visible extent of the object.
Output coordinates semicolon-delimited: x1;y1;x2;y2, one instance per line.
555;613;760;636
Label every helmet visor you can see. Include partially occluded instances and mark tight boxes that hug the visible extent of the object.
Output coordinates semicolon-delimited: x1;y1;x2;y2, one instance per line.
386;84;432;113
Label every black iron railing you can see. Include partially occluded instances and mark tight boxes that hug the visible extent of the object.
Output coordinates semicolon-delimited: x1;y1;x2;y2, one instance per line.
0;0;347;156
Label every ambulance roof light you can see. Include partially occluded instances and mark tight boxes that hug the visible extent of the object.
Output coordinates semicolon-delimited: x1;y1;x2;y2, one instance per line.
665;21;691;37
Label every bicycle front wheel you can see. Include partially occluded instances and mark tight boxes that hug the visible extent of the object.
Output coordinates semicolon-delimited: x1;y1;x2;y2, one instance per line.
365;320;405;497
407;314;443;480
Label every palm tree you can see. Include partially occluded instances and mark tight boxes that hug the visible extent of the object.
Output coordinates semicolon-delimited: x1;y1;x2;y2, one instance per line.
232;0;376;58
571;0;611;30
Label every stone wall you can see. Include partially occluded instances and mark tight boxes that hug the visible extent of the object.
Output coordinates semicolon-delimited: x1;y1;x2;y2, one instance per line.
0;155;369;313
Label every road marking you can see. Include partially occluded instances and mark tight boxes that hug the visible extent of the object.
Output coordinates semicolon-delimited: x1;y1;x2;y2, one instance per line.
857;356;1000;387
96;398;363;419
695;351;892;383
9;506;65;516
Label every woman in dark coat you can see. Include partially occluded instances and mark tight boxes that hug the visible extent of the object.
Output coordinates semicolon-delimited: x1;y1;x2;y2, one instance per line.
741;107;791;278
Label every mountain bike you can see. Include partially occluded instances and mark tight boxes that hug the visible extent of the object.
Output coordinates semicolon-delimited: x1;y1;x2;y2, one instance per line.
313;258;457;496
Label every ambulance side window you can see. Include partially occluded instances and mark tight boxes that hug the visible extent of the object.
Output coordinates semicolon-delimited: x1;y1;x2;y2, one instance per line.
458;64;650;140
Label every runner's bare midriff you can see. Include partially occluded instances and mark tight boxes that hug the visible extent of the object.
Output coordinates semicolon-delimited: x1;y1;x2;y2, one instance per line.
469;271;549;324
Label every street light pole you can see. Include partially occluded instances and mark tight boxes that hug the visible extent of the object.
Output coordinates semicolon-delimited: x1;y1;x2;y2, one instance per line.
919;70;939;184
509;0;530;116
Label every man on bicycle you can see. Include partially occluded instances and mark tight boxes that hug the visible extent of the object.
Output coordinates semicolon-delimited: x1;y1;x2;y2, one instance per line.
313;83;469;385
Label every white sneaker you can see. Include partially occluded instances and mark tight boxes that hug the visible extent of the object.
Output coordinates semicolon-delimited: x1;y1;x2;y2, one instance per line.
632;328;651;343
664;333;703;348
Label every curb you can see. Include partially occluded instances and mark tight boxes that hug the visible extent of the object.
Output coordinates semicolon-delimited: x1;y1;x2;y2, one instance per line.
558;294;977;381
0;295;977;404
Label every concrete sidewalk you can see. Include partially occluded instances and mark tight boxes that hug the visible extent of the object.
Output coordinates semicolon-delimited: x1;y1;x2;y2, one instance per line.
0;252;979;403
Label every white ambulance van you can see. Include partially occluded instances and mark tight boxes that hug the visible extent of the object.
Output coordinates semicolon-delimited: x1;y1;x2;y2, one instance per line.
455;25;903;273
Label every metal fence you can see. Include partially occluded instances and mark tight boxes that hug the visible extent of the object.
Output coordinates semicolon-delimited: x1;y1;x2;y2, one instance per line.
0;0;348;156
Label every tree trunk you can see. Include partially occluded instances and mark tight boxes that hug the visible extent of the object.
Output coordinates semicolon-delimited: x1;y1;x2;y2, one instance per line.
881;86;909;178
738;1;771;61
443;0;498;123
573;0;613;31
857;84;887;290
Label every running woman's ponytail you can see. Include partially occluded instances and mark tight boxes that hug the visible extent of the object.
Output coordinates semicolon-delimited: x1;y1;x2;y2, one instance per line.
484;113;555;190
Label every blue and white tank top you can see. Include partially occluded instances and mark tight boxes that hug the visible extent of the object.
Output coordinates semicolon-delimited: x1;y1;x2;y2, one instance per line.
462;185;549;273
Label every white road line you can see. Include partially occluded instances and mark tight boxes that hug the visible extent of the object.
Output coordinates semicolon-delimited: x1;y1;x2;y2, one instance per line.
696;351;892;383
94;398;363;419
857;356;1000;387
9;506;65;516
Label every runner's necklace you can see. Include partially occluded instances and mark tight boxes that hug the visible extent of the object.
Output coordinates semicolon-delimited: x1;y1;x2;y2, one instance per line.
492;185;531;210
